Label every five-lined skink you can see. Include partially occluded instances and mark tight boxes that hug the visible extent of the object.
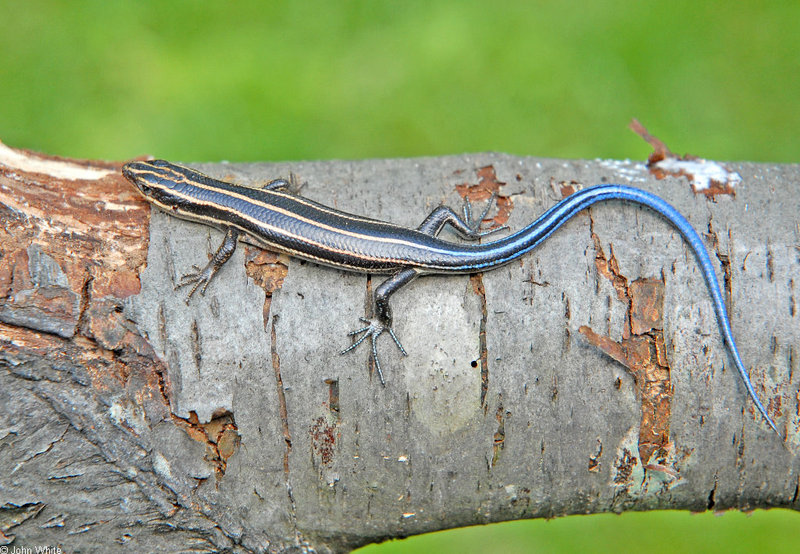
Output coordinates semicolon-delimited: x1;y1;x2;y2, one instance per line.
122;159;780;437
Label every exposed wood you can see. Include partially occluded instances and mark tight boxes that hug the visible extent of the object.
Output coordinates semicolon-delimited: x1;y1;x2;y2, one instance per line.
1;142;798;552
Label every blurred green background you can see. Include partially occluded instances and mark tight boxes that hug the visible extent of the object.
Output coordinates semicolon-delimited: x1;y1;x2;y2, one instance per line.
2;1;799;164
2;1;796;552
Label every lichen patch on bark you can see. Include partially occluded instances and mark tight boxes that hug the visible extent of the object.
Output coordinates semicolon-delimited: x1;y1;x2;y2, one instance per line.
630;119;739;197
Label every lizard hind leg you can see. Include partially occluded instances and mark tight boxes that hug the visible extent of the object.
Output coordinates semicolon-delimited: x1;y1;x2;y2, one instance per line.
416;193;508;239
340;267;418;385
341;194;506;384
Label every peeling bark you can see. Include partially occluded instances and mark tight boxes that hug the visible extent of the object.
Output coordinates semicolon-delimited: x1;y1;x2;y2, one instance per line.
1;142;798;552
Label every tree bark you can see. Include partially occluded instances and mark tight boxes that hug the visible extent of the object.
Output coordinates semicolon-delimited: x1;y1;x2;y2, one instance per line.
0;141;798;552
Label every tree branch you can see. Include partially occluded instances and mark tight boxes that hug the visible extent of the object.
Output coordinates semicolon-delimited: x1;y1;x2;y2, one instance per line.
1;142;797;552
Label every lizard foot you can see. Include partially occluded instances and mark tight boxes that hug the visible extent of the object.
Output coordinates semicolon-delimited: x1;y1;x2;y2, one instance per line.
175;264;216;301
462;192;509;238
340;317;407;385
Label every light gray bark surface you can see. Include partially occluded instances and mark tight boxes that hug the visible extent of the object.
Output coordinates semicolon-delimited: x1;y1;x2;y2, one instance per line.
1;153;798;552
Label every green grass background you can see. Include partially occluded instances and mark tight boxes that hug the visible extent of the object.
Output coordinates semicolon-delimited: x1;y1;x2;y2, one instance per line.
2;1;796;552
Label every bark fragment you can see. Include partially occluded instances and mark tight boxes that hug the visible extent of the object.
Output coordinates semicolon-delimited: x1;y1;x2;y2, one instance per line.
580;232;673;465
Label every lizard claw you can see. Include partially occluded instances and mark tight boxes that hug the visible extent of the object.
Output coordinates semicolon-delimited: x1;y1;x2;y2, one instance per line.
341;317;406;385
463;192;508;238
175;264;215;300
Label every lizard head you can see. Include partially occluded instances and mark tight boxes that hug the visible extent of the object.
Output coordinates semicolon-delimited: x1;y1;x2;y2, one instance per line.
122;159;196;212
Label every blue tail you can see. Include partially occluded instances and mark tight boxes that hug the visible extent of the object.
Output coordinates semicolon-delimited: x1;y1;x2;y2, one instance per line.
478;184;780;437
